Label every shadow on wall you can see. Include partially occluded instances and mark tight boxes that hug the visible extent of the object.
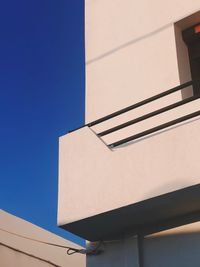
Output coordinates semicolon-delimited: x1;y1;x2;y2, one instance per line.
86;23;172;65
61;184;200;242
143;231;200;267
116;116;200;148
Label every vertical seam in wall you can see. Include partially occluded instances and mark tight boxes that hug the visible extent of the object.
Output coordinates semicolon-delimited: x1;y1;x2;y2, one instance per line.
137;235;144;267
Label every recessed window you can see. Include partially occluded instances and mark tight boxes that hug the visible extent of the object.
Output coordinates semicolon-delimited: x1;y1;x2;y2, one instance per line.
182;23;200;95
175;11;200;98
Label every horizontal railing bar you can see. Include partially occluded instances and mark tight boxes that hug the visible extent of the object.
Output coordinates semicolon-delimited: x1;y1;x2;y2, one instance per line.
98;95;199;137
108;110;200;148
88;80;193;127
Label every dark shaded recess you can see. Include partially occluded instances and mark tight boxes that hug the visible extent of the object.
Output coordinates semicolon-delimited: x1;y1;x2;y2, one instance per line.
182;23;200;95
60;184;200;241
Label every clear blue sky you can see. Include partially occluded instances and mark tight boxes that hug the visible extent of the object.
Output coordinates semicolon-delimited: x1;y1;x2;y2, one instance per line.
0;0;85;246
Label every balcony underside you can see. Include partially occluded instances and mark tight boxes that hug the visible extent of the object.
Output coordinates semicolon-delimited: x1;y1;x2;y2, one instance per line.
60;184;200;241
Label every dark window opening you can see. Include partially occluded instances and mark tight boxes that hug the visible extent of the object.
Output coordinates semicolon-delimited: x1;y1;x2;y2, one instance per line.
182;23;200;95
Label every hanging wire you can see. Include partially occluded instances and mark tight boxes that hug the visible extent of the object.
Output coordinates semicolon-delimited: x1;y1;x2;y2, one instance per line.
0;227;138;255
0;228;86;255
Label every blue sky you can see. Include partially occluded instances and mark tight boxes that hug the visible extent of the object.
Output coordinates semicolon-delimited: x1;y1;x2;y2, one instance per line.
0;0;85;245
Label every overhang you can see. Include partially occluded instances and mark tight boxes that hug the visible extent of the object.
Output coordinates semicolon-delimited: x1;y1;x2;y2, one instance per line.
60;184;200;241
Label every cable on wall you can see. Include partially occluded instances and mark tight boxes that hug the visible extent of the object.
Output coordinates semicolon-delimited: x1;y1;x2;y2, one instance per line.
0;228;92;255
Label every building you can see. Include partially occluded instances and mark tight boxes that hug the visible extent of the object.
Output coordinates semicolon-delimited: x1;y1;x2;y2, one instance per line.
58;1;200;266
0;210;85;267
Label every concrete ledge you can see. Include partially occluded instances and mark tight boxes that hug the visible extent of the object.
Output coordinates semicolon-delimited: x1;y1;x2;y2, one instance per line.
60;184;200;241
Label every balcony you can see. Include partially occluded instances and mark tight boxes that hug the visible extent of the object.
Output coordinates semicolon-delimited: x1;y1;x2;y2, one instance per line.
58;81;200;241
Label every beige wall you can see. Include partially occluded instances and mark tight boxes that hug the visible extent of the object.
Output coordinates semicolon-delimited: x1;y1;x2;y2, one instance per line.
85;0;200;122
0;245;56;267
0;210;85;267
58;111;200;224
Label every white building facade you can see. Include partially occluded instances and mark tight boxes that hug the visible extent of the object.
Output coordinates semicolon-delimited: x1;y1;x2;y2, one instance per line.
58;1;200;266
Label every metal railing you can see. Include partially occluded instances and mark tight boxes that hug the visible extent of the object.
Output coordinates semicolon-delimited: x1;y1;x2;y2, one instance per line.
70;80;200;148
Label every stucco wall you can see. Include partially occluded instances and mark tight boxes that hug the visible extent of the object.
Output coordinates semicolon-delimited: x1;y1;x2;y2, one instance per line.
0;210;85;267
85;0;200;122
58;110;200;225
0;244;56;267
